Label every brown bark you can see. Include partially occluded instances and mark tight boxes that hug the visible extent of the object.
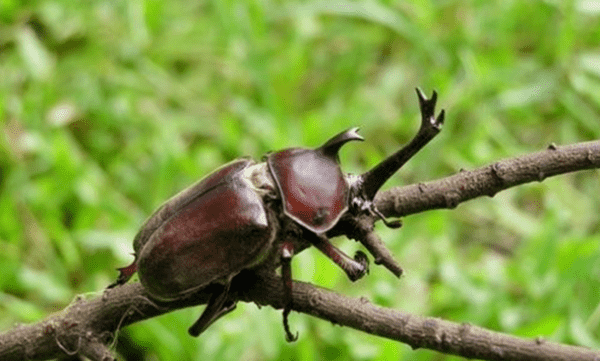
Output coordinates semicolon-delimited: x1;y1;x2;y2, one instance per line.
375;140;600;218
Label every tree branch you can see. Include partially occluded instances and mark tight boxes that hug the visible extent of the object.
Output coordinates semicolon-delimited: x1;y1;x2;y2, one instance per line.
243;273;600;361
1;272;598;361
1;140;599;361
375;140;600;218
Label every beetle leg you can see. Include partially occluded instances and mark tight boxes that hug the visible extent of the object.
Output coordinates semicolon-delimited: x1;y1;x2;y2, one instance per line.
188;283;237;337
307;233;369;281
106;258;137;289
281;241;298;342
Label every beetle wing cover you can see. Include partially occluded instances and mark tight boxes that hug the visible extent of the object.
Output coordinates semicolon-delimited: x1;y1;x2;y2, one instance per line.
135;160;275;300
268;149;349;234
133;159;251;253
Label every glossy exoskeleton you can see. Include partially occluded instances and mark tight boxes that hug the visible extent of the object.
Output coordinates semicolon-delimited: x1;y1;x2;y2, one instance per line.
109;89;445;341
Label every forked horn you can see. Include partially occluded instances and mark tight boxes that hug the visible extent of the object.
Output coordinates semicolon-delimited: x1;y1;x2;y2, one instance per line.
360;88;445;200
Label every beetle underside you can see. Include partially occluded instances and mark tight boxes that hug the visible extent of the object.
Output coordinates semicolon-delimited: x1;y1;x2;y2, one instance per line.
108;88;444;342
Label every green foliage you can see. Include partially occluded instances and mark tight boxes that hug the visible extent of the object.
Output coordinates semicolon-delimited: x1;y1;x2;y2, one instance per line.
1;0;599;360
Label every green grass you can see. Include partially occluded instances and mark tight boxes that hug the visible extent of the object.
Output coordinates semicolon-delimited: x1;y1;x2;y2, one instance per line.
1;0;600;360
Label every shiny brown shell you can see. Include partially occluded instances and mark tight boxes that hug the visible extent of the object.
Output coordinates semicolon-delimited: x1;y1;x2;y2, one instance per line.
267;148;349;234
134;159;276;300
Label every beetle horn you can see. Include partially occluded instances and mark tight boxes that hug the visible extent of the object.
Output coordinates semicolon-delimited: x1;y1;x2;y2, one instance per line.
360;89;445;200
318;127;364;159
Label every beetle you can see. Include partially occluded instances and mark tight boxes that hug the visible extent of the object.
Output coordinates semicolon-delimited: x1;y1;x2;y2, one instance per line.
109;89;445;341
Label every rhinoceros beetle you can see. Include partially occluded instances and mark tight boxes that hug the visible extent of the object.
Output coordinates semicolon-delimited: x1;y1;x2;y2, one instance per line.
109;89;445;341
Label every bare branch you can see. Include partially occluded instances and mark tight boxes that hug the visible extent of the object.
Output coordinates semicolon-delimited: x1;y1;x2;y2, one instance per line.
375;140;600;218
1;272;598;361
0;283;209;361
244;273;600;361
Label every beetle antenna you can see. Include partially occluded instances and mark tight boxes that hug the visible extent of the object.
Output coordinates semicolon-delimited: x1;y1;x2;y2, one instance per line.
371;207;402;229
360;89;444;200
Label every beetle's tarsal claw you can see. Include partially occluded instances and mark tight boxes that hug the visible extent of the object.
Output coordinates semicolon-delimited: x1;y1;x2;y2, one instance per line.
283;308;299;342
354;250;370;276
307;233;368;281
386;219;403;228
280;240;298;342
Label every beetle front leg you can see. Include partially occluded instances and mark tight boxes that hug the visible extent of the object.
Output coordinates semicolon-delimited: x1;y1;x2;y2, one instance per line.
306;233;369;282
281;241;298;342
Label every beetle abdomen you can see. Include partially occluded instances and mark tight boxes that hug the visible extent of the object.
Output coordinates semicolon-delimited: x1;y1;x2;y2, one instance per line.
135;160;276;300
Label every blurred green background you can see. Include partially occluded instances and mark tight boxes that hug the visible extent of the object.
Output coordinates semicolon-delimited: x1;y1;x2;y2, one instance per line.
1;0;600;360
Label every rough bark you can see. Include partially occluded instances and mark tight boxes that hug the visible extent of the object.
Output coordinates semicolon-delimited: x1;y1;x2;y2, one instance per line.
375;140;600;217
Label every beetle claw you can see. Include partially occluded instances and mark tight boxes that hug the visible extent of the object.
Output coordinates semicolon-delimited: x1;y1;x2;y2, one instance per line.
280;240;299;342
307;233;368;282
283;307;299;342
354;250;370;276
